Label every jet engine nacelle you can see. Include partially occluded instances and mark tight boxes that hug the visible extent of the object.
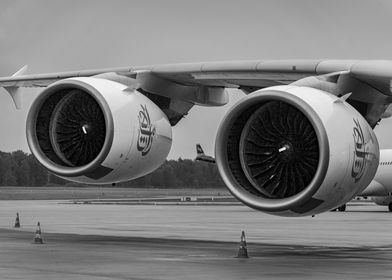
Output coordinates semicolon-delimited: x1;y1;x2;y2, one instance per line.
27;77;172;184
216;85;379;216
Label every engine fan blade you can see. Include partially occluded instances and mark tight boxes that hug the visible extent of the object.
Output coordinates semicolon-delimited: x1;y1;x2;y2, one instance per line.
49;90;106;167
239;101;319;199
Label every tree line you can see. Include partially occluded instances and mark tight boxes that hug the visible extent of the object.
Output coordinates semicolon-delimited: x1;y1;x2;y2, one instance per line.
0;150;225;188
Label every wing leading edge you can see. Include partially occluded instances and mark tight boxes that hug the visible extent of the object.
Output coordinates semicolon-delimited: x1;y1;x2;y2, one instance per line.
2;60;392;118
0;59;358;89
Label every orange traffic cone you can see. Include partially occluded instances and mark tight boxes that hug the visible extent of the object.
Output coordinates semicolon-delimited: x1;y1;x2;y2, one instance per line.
34;222;44;244
14;212;20;228
236;231;249;258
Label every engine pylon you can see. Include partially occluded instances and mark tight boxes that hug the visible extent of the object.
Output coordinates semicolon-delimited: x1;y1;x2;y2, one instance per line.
34;222;44;244
14;212;20;228
236;231;249;258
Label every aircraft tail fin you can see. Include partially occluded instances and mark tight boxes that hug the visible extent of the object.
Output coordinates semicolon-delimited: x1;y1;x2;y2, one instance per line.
195;144;215;163
196;144;205;156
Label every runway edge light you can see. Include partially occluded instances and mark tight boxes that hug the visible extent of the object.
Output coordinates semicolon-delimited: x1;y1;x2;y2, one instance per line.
236;231;249;258
14;212;20;228
34;222;44;244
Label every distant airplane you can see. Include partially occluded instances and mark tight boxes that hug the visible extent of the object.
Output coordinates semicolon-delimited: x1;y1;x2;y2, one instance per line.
333;149;392;212
359;149;392;212
2;59;392;217
195;144;215;163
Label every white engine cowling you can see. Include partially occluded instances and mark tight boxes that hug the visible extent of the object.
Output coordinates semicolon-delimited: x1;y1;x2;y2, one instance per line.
216;85;379;216
26;77;172;184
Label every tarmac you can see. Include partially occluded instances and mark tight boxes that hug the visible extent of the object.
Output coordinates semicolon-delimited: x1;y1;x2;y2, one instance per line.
0;200;392;279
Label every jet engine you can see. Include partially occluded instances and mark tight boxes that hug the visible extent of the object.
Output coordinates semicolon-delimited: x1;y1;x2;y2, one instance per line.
26;77;172;184
215;85;379;216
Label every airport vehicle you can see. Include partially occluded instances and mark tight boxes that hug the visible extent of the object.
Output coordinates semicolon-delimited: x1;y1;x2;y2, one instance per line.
1;60;391;217
195;144;215;163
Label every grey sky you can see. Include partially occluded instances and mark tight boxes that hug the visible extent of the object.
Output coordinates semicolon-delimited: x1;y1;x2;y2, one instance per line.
1;0;392;159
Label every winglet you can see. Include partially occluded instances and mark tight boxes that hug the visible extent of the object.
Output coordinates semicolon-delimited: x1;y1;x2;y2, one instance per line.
4;65;28;109
12;65;28;77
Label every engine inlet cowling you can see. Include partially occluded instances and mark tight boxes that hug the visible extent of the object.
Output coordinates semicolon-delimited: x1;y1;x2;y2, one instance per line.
216;86;379;216
27;77;172;183
27;78;114;178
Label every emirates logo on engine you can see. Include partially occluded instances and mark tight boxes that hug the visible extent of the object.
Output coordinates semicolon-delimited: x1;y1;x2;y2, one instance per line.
352;119;367;182
137;104;155;156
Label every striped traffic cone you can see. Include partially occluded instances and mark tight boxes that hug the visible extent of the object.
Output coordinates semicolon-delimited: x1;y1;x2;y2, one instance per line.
34;222;44;244
14;212;20;228
236;231;249;258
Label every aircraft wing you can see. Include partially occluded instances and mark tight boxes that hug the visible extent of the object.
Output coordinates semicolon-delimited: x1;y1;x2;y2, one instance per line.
2;59;392;110
1;59;388;90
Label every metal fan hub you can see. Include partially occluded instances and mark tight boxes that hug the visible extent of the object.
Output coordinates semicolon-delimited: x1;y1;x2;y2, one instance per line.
81;124;90;135
278;142;296;161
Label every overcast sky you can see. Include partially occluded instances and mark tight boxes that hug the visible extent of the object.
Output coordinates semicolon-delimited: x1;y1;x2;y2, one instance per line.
1;0;392;159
